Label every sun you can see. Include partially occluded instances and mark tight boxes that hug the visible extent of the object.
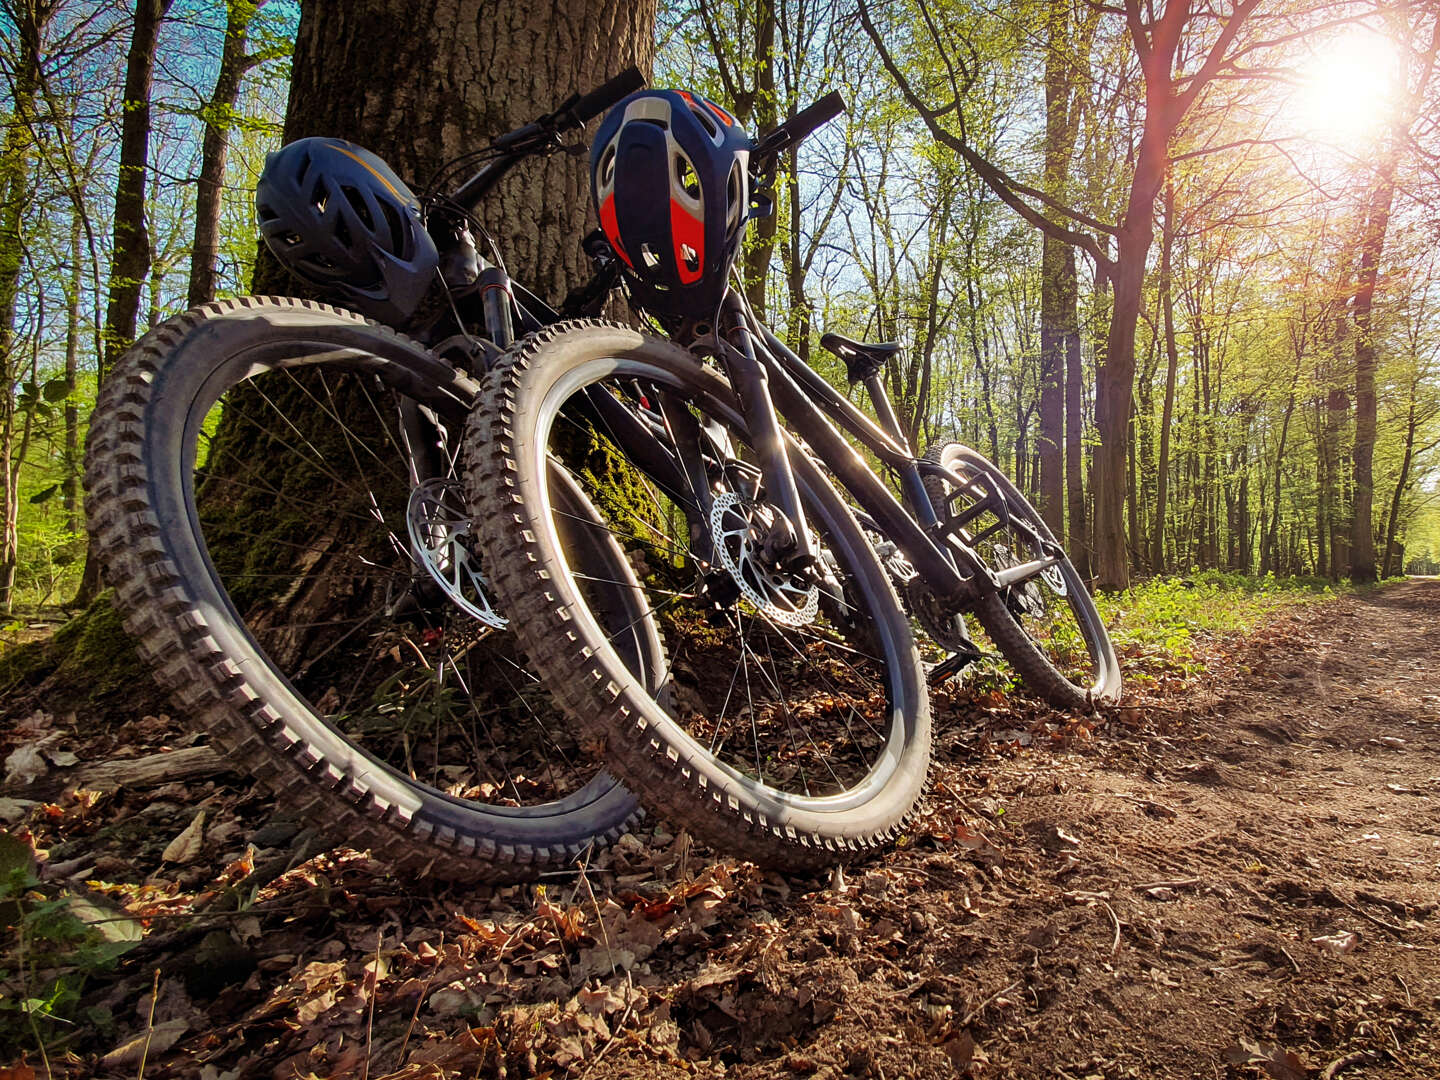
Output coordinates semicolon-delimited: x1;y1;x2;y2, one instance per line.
1293;28;1402;144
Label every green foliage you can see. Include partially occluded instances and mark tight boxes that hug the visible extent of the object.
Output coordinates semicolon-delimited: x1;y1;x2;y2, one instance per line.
1098;573;1337;679
0;831;140;1056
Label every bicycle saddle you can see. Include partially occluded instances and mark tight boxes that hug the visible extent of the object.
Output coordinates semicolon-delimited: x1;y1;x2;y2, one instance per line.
820;332;903;383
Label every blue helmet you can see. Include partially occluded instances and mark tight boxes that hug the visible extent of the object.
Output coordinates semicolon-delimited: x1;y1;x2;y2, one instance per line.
591;90;751;324
256;137;439;326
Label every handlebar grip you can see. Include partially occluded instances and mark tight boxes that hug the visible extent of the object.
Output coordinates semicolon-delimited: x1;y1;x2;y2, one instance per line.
784;91;846;144
571;66;646;126
752;90;847;162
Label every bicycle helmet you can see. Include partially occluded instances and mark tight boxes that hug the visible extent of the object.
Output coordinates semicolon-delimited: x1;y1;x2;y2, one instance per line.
591;90;751;324
256;137;439;326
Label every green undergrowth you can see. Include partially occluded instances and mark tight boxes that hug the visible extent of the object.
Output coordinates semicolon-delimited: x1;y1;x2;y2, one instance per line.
1098;570;1344;681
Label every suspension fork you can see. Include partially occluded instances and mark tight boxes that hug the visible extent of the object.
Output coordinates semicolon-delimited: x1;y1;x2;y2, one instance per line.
717;292;816;569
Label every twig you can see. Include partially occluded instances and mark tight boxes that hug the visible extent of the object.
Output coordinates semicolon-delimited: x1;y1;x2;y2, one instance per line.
396;930;443;1066
1280;946;1301;974
1100;901;1122;955
1319;1049;1380;1079
1396;972;1412;1007
361;929;382;1080
1324;886;1411;939
137;968;160;1080
959;979;1022;1027
1134;878;1201;891
574;850;638;1078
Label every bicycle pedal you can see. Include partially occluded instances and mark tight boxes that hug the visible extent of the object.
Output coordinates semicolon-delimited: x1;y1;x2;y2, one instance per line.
929;649;985;683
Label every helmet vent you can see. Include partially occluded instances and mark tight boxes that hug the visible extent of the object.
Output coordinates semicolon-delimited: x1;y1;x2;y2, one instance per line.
310;178;329;213
334;214;352;248
378;199;407;257
675;154;700;199
690;104;718;138
341;185;373;229
598;145;616;187
637;117;668;130
680;244;699;273
639;243;661;269
256;202;279;223
294;150;311;183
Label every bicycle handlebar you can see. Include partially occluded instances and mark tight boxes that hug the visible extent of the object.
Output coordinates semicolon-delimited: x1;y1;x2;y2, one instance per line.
752;90;846;167
454;67;647;207
573;66;646;126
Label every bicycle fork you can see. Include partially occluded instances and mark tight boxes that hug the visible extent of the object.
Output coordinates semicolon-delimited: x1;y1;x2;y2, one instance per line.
717;293;817;573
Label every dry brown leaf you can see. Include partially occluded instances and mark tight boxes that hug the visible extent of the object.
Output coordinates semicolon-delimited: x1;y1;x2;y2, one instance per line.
161;809;206;864
1224;1036;1308;1080
99;1018;189;1070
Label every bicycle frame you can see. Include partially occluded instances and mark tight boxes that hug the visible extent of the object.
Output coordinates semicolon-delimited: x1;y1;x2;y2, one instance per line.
710;289;1069;612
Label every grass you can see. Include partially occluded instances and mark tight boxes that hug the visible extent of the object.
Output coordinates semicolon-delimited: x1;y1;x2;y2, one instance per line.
1097;569;1344;680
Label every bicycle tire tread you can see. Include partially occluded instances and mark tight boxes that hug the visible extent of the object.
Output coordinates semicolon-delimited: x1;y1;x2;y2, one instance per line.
466;319;930;872
84;297;633;882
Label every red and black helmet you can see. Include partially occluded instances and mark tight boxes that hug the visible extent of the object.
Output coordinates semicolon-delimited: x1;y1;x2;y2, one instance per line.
590;89;751;323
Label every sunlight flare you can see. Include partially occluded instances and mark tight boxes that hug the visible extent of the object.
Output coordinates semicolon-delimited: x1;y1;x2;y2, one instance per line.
1293;27;1403;144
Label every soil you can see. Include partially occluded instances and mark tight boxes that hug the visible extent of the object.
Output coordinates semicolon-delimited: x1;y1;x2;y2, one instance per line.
2;579;1437;1079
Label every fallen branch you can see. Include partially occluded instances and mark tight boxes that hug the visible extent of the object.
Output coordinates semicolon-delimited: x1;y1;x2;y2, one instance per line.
3;745;234;798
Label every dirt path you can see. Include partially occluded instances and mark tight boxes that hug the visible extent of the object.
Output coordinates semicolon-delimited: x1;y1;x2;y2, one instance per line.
4;581;1438;1079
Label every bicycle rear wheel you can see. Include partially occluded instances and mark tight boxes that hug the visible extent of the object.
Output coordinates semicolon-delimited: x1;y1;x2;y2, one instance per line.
922;442;1121;710
467;320;931;870
84;298;656;881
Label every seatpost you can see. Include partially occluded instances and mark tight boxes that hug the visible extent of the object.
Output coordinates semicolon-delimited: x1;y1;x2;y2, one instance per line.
863;375;940;531
719;292;816;569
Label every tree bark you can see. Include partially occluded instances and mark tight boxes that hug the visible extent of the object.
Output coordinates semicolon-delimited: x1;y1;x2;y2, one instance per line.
1151;178;1179;573
262;0;657;304
1348;165;1396;583
1036;0;1083;537
1065;245;1089;582
102;0;173;379
188;0;270;308
0;0;55;613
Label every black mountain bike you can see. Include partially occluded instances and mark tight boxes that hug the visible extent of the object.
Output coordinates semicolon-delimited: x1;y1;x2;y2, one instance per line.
83;70;656;882
463;93;1121;870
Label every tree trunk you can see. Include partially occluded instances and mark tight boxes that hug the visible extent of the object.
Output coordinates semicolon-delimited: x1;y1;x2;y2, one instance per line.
63;210;84;534
0;0;54;613
1151;178;1179;573
1381;386;1418;579
1065;245;1089;582
188;0;266;308
259;0;655;303
1036;0;1082;537
1348;164;1396;583
102;0;173;379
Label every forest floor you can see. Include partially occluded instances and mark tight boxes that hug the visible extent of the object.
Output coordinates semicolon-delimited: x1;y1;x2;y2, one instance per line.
2;579;1438;1080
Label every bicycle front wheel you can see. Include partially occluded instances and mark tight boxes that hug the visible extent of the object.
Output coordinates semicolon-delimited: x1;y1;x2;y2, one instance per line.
85;298;656;881
923;442;1121;709
466;320;931;870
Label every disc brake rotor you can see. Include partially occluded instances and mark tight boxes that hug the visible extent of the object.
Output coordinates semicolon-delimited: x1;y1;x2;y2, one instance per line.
709;492;819;627
405;477;507;629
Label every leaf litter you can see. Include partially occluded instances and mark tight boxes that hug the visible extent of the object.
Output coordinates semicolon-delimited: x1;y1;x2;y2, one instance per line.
1;582;1439;1077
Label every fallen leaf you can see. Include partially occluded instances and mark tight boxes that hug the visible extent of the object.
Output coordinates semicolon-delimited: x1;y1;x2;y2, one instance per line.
99;1018;189;1070
3;741;50;786
1223;1036;1307;1080
161;810;206;864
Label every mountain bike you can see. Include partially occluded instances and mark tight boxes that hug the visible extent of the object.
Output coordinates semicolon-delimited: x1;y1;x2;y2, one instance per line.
83;70;656;882
463;93;1121;870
